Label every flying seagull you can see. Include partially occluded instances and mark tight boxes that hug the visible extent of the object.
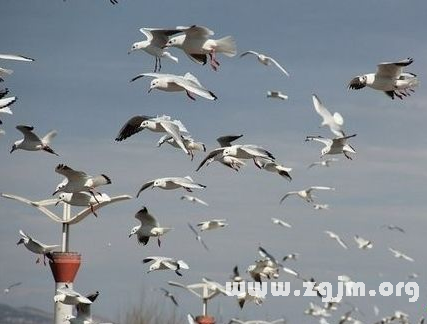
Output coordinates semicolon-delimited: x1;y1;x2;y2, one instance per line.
157;134;205;160
128;206;172;247
4;282;22;294
324;230;348;249
240;50;290;76
388;247;414;262
115;115;190;154
354;235;373;250
305;135;357;160
142;256;189;276
128;28;182;72
196;134;246;172
312;94;345;137
308;158;339;169
381;224;405;233
280;186;335;204
136;176;206;197
10;125;58;155
254;157;292;181
159;287;179;306
17;230;59;265
271;217;292;228
180;195;209;206
348;57;418;99
267;91;288;100
197;219;228;231
164;25;237;71
188;223;209;251
131;72;217;101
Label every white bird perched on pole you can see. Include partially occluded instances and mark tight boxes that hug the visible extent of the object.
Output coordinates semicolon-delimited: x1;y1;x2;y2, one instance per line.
130;72;217;101
305;134;357;160
240;50;290;76
142;256;189;276
280;186;335;204
348;57;418;100
128;206;172;247
17;230;59;265
197;219;228;231
53;164;112;204
54;285;92;305
56;192;111;217
136;176;206;197
312;94;345;137
164;25;237;71
10;125;58;155
128;28;182;72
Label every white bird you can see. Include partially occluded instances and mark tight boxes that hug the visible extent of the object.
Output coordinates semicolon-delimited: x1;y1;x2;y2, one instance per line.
116;114;190;155
54;285;92;305
66;291;99;324
17;230;59;265
282;253;299;262
136;176;206;197
312;94;345;137
305;134;356;160
180;195;209;206
0;53;34;81
236;289;265;309
280;186;335;204
164;25;237;71
348;57;418;99
354;235;373;250
222;145;275;163
142;256;189;276
159;288;179;306
388;248;414;262
128;28;182;72
10;125;58;155
3;282;22;294
267;91;288;100
313;204;329;210
282;266;299;278
197;219;227;231
157;134;206;160
229;319;286;324
128;206;172;247
131;72;217;101
254;157;292;181
0;96;16;124
187;314;197;324
324;230;348;249
56;192;111;217
240;51;290;76
53;164;112;201
196;135;247;172
187;223;209;251
308;158;339;169
271;217;292;228
231;265;244;283
381;224;405;233
304;302;331;317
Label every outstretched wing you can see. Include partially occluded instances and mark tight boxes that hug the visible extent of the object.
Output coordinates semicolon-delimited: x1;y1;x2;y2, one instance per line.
239;50;260;58
135;207;159;227
216;134;243;147
136;180;155;198
177;25;214;37
115;115;153;141
377;57;413;79
196;148;224;171
55;164;87;181
269;56;290;76
15;125;41;143
159;121;189;154
0;54;35;62
173;76;217;101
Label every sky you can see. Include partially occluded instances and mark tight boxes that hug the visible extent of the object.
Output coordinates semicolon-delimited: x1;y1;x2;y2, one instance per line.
1;0;427;323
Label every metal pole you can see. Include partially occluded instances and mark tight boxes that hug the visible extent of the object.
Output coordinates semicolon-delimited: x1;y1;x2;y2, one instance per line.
61;204;70;252
203;299;207;316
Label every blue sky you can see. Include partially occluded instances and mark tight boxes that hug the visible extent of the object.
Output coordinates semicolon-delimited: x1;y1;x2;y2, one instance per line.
1;0;427;322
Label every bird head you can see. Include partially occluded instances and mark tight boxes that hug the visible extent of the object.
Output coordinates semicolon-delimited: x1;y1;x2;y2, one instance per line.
129;226;139;238
321;147;329;157
149;79;160;93
10;143;17;154
16;238;25;245
164;35;183;48
128;41;144;54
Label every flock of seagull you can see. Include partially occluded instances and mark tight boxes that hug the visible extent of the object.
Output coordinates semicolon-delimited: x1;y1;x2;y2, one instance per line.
0;9;423;324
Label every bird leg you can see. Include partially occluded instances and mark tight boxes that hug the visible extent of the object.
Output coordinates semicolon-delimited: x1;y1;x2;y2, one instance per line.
190;150;194;161
343;152;352;160
185;91;196;101
90;204;98;217
89;190;100;203
253;158;262;169
157;237;161;247
36;257;41;264
158;58;162;72
154;57;158;72
43;254;47;266
185;187;193;192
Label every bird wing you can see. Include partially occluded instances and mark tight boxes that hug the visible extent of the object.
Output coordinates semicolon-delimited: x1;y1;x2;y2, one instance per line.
177;25;214;37
312;94;332;122
90;174;111;187
258;246;277;264
194;197;209;206
0;88;9;99
115;115;153;141
41;130;57;145
216;134;243;147
376;58;413;79
308;186;335;192
15;125;41;143
305;136;332;146
280;191;298;204
130;72;176;82
55;164;87;181
136;180;155;197
336;236;348;249
7;282;22;290
159;120;189;154
240;145;275;160
135;207;159;227
172;76;217;100
172;177;203;189
188;222;199;236
196;148;224;171
140;28;182;47
0;54;34;62
0;96;17;109
268;56;290;76
239;50;260;58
